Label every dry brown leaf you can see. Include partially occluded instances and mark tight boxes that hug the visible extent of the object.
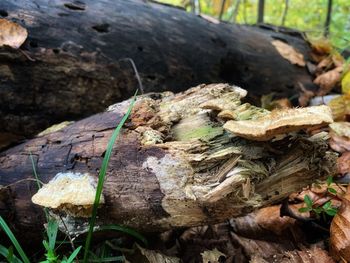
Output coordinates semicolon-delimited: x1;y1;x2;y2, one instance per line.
230;205;298;238
282;247;335;263
298;83;315;107
338;152;350;175
316;56;333;72
330;185;350;262
252;247;335;263
0;18;28;48
272;40;306;67
201;248;226;263
223;105;333;141
314;66;343;96
329;132;350;153
126;244;180;263
332;52;345;68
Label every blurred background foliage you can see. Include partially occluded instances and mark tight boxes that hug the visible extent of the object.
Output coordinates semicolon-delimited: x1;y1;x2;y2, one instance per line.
156;0;350;50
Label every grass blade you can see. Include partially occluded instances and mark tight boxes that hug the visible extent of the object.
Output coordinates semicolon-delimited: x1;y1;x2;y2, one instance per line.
96;225;147;246
66;246;82;263
83;91;138;263
0;245;22;263
0;216;30;263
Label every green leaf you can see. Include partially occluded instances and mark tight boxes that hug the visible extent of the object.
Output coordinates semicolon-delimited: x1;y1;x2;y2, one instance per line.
46;219;58;251
326;176;333;186
83;91;138;263
322;201;332;210
313;207;323;214
298;207;311;213
304;195;313;208
0;245;22;263
325;208;338;216
65;246;82;263
328;187;337;195
0;216;30;263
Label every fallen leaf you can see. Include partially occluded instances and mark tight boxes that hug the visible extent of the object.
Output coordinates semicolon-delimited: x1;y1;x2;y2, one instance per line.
251;247;335;263
329;122;350;138
314;66;343;96
338;152;350;175
329;132;350;153
223;105;333;141
332;52;345;68
0;18;28;48
309;38;333;63
272;40;306;67
298;83;315;107
328;94;350;121
330;185;350;262
342;69;350;95
126;244;180;263
284;247;335;263
261;94;291;110
316;56;333;72
201;248;226;263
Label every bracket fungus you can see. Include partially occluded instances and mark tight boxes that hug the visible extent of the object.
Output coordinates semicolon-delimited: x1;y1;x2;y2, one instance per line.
32;172;104;217
223;105;333;141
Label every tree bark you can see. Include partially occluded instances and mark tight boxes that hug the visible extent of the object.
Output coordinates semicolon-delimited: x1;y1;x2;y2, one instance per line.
0;84;336;244
0;0;316;139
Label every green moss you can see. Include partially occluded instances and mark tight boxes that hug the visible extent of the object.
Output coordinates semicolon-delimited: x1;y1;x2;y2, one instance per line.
178;125;224;142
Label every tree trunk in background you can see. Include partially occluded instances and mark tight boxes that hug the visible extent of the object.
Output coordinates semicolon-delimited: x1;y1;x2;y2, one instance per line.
0;84;335;246
0;0;315;140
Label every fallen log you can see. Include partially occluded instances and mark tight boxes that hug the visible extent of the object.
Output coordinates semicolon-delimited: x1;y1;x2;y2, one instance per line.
0;0;316;138
0;84;336;245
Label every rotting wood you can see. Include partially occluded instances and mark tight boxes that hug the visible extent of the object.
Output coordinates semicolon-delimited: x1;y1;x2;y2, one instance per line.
0;84;336;245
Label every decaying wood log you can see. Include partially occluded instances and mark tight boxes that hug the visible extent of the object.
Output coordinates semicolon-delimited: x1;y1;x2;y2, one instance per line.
0;0;316;138
0;84;336;244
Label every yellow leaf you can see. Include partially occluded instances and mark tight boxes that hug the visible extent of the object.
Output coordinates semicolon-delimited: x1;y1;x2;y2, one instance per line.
328;94;350;121
342;70;350;95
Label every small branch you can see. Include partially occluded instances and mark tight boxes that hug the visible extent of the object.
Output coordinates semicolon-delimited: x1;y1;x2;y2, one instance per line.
118;58;144;94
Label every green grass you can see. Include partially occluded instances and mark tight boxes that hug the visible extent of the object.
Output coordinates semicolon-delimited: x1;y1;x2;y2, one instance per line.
82;90;139;263
0;216;30;263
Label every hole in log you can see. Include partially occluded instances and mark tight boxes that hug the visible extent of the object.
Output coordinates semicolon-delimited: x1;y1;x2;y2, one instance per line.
53;48;60;54
92;23;110;33
64;1;86;11
0;10;8;17
137;46;143;52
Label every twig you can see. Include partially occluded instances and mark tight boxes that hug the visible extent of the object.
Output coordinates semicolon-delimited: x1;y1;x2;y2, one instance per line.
58;213;78;261
118;58;144;94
